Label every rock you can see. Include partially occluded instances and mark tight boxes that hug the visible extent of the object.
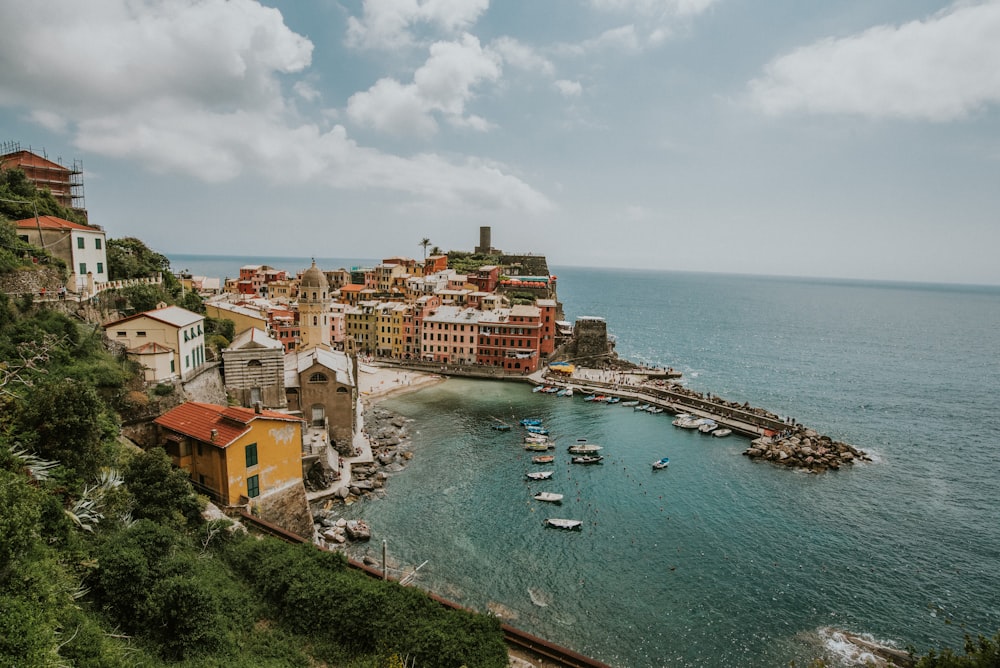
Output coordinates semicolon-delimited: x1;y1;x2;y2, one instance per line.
336;486;350;499
345;519;371;541
336;517;347;528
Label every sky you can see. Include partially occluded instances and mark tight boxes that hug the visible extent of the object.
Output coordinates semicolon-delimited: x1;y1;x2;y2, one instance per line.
2;0;999;285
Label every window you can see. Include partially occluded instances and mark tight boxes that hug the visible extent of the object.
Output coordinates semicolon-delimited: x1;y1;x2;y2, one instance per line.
79;262;86;275
96;262;103;274
137;331;146;337
170;359;175;373
245;443;258;468
308;372;328;383
197;443;203;456
247;359;262;367
95;238;102;250
117;331;126;337
18;234;28;243
247;474;260;498
77;237;84;249
185;355;190;369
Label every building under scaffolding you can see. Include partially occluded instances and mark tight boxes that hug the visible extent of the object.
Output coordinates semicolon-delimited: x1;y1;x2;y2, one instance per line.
0;140;87;217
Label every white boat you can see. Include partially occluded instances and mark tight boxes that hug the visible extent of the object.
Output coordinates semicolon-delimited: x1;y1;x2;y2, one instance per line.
564;387;574;397
621;400;639;407
545;518;582;530
635;404;650;411
712;428;732;438
698;421;718;433
533;492;564;503
652;456;670;470
647;407;664;414
567;443;603;455
571;455;604;465
532;385;545;393
524;442;550;451
526;470;554;480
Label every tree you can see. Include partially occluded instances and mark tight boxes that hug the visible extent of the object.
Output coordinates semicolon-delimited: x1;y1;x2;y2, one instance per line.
12;378;107;479
123;447;202;527
419;237;431;261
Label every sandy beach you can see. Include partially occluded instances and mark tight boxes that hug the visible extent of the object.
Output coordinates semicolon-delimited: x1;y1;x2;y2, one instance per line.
357;362;446;406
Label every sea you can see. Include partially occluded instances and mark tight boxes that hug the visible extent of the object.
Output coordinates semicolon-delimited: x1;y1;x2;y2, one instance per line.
170;254;1000;667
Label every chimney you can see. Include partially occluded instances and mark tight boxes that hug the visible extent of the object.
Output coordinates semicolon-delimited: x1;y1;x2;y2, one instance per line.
210;429;217;442
254;401;262;414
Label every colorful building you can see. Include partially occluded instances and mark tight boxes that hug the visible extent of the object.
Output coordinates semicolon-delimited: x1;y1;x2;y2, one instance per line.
154;402;305;508
105;305;207;381
13;215;107;293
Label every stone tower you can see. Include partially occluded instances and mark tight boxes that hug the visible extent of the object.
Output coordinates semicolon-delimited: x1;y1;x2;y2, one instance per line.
298;260;331;350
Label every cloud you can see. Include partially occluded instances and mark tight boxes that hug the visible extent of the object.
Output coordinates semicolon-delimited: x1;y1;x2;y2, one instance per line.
346;0;489;50
747;2;1000;121
347;34;502;137
590;0;719;19
491;37;556;77
557;25;642;57
0;0;548;214
554;80;583;97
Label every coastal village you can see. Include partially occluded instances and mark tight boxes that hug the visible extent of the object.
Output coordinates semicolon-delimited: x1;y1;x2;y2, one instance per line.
2;146;882;667
2;146;870;543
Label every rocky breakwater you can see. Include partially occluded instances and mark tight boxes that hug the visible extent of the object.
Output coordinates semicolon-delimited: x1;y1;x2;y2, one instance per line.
743;427;870;472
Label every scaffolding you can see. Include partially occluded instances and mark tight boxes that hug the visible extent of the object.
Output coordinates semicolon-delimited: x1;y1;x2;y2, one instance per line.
0;140;87;215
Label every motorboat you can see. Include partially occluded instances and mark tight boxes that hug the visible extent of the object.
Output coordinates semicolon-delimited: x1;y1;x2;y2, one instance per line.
532;385;545;393
647;407;664;414
652;457;670;470
531;455;555;464
698;421;718;433
567;443;603;455
621;400;639;407
564;387;574;397
635;404;650;411
525;425;549;435
524;442;550;451
545;518;582;530
712;428;732;438
520;418;543;426
526;471;554;480
491;423;511;431
571;455;604;465
534;492;564;503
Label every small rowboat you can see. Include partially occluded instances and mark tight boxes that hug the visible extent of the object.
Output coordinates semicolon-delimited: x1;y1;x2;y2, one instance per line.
571;455;604;465
546;518;582;530
712;428;732;438
652;457;670;470
526;470;554;480
534;492;563;503
532;455;555;464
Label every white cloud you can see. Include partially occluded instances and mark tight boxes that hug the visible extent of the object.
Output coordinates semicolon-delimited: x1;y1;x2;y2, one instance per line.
590;0;719;18
346;0;489;50
347;34;502;137
554;80;583;97
558;25;641;57
0;1;548;214
293;81;321;102
747;2;1000;121
491;37;556;77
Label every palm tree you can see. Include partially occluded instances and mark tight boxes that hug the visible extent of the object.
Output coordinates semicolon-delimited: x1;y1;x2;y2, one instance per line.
419;238;431;261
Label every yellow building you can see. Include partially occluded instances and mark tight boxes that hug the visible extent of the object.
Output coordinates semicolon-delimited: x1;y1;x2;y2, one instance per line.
205;301;269;335
154;402;305;508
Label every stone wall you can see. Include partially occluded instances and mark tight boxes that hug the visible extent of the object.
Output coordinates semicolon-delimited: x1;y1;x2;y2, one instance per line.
0;266;66;296
254;481;313;539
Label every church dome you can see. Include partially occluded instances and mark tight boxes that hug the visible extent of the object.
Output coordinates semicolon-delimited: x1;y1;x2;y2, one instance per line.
299;260;328;293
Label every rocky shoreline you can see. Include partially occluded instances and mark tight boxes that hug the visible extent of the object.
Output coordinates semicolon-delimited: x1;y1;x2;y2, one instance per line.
310;405;414;550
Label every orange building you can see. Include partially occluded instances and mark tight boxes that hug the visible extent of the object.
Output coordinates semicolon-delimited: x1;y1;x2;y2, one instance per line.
154;402;305;508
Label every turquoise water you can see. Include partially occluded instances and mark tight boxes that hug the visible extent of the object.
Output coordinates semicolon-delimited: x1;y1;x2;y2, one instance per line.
174;254;1000;666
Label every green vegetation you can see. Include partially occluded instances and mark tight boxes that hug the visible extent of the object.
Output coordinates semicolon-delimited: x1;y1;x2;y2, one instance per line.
0;292;509;666
0;167;82;275
447;251;500;275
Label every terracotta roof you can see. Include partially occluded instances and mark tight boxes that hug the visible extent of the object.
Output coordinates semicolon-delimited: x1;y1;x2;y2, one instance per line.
339;284;364;292
13;215;101;232
154;402;301;447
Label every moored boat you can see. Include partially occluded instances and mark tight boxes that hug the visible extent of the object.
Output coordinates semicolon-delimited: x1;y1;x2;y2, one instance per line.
525;425;549;435
652;456;670;470
532;385;545;393
531;455;555;464
545;518;582;530
698;421;718;433
524;442;550;451
571;455;604;465
526;470;554;480
534;492;564;503
567;443;603;455
621;400;639;407
712;428;732;438
520;418;543;426
491;423;511;431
